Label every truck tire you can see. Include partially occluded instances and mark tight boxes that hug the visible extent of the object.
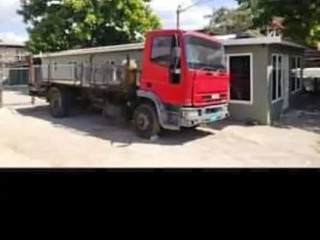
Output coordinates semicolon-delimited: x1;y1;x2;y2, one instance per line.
133;103;160;139
48;87;72;118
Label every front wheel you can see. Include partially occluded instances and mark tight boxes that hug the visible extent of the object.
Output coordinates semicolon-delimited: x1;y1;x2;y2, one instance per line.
133;103;160;139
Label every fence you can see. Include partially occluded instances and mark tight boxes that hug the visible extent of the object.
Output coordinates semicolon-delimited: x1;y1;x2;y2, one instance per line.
0;62;140;89
32;62;140;87
0;67;29;87
0;67;29;108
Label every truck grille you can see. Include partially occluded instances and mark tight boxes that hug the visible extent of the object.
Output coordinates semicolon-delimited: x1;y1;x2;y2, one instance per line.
205;108;221;114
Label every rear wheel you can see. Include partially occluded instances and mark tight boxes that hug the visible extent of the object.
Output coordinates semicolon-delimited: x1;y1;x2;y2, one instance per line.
133;103;160;139
49;87;73;118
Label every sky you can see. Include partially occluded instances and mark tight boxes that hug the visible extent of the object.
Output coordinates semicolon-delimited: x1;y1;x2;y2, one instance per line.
0;0;237;44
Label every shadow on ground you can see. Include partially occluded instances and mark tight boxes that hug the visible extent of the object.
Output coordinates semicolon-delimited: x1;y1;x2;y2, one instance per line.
277;93;320;135
206;118;247;131
16;105;213;147
3;88;33;108
206;92;320;136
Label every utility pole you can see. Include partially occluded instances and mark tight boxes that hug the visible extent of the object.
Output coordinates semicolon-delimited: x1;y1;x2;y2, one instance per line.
176;0;210;30
176;5;182;30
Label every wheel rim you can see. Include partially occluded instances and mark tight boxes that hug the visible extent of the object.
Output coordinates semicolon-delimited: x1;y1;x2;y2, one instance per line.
137;113;149;131
51;91;61;109
52;98;59;109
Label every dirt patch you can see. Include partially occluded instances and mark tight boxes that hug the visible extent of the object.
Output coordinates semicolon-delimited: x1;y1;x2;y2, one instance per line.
1;90;320;167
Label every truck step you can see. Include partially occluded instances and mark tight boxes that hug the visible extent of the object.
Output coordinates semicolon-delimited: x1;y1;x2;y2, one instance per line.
161;111;180;131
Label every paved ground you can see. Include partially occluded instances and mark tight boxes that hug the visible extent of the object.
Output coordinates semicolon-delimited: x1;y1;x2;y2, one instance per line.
0;87;319;168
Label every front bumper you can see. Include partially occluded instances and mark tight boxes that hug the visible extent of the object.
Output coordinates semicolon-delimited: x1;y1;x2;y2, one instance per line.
180;104;229;127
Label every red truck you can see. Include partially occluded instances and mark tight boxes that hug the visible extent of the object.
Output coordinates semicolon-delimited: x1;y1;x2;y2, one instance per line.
29;29;230;139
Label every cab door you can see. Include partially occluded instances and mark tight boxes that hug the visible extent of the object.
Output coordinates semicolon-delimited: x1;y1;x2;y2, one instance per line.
140;31;186;105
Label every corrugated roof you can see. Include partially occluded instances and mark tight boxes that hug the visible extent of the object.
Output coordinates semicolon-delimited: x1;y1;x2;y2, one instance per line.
305;49;320;57
35;43;144;58
222;36;307;49
0;41;25;48
214;34;237;40
305;49;320;67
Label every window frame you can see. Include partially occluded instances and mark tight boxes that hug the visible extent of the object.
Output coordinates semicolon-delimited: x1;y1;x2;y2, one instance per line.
290;55;303;94
271;54;284;104
226;53;254;105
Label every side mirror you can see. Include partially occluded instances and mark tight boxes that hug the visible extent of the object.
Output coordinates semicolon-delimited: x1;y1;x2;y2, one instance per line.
169;46;181;84
172;46;181;59
169;35;181;84
169;46;181;67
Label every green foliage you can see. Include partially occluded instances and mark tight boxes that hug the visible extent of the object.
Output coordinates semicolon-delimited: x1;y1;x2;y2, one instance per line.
237;0;320;47
18;0;161;53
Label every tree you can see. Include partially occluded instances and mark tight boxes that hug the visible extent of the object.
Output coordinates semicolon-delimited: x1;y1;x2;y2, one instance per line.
204;4;255;35
237;0;320;47
18;0;161;53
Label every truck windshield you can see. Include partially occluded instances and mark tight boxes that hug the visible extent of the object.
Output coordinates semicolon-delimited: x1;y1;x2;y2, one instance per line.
184;35;226;71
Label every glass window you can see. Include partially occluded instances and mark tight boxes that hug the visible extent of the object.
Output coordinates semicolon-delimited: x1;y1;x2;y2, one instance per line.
278;68;282;98
290;56;302;92
272;69;277;100
290;58;296;92
150;36;173;66
229;55;251;101
272;54;283;101
273;55;277;68
184;35;225;71
297;58;301;89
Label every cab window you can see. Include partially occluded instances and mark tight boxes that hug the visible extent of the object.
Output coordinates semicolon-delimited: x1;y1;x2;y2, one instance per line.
150;36;173;66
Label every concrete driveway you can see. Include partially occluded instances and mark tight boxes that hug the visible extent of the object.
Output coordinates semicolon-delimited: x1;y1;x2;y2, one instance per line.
0;88;319;168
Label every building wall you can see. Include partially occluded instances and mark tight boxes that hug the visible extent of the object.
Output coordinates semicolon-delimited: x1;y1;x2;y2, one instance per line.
225;45;270;124
0;46;27;63
267;45;305;123
0;45;28;84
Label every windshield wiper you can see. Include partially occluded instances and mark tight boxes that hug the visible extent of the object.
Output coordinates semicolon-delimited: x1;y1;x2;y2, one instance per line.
200;66;218;72
201;65;226;72
188;63;226;72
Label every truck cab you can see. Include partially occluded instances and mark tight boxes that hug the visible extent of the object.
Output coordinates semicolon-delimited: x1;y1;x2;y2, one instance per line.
135;29;229;135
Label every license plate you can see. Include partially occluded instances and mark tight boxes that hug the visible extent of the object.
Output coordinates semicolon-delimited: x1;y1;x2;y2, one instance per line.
211;94;220;100
209;116;217;122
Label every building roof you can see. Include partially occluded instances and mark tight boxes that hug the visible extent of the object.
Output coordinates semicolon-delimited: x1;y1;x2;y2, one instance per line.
221;36;307;49
214;34;237;40
305;49;320;67
0;41;25;48
305;49;320;60
35;43;144;58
